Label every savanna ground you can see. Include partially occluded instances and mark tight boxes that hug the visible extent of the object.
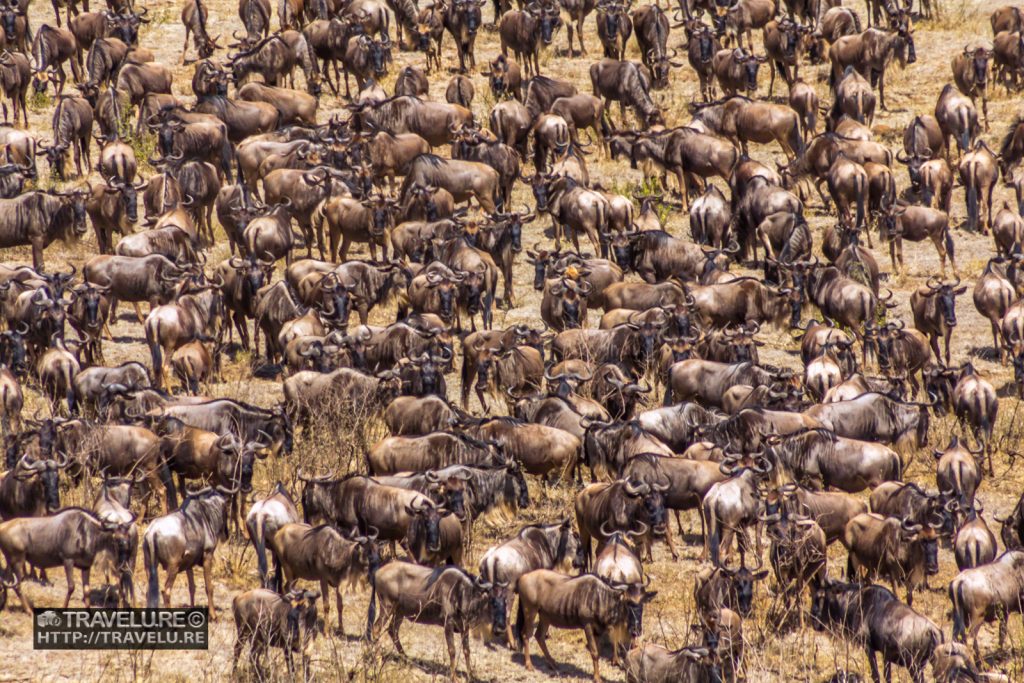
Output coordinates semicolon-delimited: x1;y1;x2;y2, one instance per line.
4;0;1024;679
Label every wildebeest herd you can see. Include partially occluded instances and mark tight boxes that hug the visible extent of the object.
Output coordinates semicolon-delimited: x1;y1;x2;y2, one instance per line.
3;0;1024;680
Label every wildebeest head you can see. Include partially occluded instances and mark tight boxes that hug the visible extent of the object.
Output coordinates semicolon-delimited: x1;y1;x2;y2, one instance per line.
622;478;668;536
282;588;322;648
406;498;447;553
413;23;433;54
69;283;110;331
625;308;667;361
228;254;273;303
349;527;382;578
609;580;657;638
548;277;591;328
689;22;715;63
873;319;906;375
901;516;942;575
611;231;639;270
452;0;484;34
31;68;57;95
39;140;70;180
897;23;916;65
316;274;355;328
720;558;768;617
922;276;966;328
737;50;765;93
648;49;683;90
361;194;397;237
107;177;147;225
425;268;462;321
895;151;926;192
489;208;533;255
966;47;990;88
810;579;861;632
13;453;68;512
525;242;558;291
0;9;19;42
155;119;184;158
537;5;561;45
425;468;470;520
0;322;28;375
503;459;530;509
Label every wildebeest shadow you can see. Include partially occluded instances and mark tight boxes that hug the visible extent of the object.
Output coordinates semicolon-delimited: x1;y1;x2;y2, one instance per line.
508;652;593;680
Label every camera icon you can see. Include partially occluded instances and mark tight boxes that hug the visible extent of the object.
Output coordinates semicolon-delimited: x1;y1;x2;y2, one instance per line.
36;610;61;628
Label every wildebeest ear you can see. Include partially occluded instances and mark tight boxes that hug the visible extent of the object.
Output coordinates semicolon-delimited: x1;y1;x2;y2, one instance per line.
641;592;658;602
752;570;769;581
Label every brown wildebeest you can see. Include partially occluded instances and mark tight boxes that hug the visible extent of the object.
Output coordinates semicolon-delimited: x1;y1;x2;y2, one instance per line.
958;140;999;235
910;276;967;365
935;83;980;160
829;26;915;111
880;203;957;277
952;46;992;130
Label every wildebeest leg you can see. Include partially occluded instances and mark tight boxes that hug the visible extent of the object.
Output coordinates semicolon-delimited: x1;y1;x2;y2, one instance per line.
80;567;92;608
202;556;216;619
160;560;179;607
883;659;893;683
461;628;474;679
182;27;192;64
10;560;31;613
535;618;557;670
998;605;1008;650
583;624;602;680
61;560;75;608
327;579;342;633
444;625;459;680
663;520;679;560
865;646;881;683
388;613;406;655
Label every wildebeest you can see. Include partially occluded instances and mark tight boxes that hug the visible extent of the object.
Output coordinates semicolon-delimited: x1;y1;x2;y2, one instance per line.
950;550;1024;661
0;506;135;612
245;482;299;589
231;588;322;679
516;569;657;680
811;581;941;683
270;522;380;634
842;512;941;606
143;486;235;616
369;562;507;680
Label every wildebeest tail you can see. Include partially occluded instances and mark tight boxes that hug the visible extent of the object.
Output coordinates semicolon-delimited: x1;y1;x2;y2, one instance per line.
514;594;526;648
891;452;903;481
220;138;234;183
944;227;955;264
249;517;269;586
144;532;160;608
157;452;177;511
966;170;980;232
854;174;865;230
959;108;971;155
950;579;967;642
365;574;377;639
804;108;816;141
147;320;163;387
789;117;805;155
704;500;720;566
692;207;706;244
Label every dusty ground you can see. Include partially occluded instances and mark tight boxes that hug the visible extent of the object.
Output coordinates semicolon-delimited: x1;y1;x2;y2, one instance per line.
3;0;1024;680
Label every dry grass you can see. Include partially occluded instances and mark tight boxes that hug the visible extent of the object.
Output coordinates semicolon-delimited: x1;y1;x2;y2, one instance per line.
4;0;1024;680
